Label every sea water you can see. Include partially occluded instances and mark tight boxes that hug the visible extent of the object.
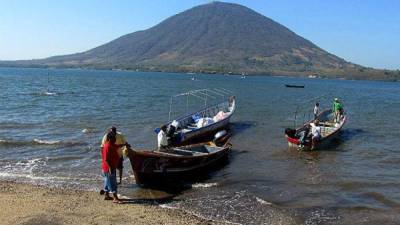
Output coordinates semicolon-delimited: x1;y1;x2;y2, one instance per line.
0;67;399;224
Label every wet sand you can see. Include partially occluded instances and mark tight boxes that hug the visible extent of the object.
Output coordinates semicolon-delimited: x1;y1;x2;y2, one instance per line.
0;181;220;225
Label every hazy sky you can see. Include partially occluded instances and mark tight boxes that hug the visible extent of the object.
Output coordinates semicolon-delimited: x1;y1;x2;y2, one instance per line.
1;0;399;69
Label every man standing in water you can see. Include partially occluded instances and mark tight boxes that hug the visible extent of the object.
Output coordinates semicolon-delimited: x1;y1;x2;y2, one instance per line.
101;126;129;185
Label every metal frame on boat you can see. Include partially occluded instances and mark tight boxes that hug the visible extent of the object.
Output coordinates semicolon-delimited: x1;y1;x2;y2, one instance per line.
159;89;236;146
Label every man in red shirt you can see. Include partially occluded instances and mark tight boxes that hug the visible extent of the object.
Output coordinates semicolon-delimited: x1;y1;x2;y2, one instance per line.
101;133;122;204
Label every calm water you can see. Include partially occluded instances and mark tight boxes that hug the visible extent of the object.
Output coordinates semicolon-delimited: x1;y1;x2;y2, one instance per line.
1;67;399;224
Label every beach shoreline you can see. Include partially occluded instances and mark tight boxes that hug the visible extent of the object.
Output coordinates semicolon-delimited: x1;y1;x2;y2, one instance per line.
0;181;221;225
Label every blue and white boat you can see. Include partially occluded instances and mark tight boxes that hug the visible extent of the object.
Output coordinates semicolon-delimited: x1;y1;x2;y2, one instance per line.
157;89;236;147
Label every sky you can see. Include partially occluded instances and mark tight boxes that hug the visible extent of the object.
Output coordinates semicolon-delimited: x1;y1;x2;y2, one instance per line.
0;0;399;70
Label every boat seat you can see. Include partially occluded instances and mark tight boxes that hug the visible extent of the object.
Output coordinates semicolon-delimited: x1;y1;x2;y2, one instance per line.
320;122;335;127
320;127;336;137
185;146;209;153
165;148;194;156
171;148;207;156
182;128;195;133
205;146;219;153
155;151;187;157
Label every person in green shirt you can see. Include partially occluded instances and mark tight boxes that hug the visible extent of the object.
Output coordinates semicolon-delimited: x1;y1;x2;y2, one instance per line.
332;98;343;122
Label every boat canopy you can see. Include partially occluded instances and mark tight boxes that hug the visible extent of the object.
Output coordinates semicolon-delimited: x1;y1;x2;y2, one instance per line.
168;88;233;121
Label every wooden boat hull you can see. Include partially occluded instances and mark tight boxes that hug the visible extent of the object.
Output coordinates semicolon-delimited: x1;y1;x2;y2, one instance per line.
286;110;347;151
128;144;231;185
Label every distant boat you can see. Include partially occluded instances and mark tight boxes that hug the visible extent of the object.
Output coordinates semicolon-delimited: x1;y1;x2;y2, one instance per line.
308;75;317;79
191;76;196;81
240;73;246;79
42;91;57;96
285;84;305;88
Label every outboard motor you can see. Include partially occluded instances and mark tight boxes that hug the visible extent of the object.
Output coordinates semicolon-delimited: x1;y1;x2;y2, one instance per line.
166;124;176;137
213;130;228;146
166;120;180;145
285;128;296;138
166;120;179;136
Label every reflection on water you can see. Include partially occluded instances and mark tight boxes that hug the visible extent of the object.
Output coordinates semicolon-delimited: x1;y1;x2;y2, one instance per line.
0;67;400;224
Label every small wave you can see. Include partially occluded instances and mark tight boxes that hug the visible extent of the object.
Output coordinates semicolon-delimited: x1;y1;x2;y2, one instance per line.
0;172;34;179
159;204;179;209
0;171;101;190
192;182;218;188
117;194;131;200
33;138;61;145
82;128;94;134
0;139;33;147
0;157;101;184
165;207;242;225
256;197;273;205
362;192;400;208
41;91;57;96
0;138;85;147
0;158;47;180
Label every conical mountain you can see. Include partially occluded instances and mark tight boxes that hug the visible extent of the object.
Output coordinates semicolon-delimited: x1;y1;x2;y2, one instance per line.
2;1;396;79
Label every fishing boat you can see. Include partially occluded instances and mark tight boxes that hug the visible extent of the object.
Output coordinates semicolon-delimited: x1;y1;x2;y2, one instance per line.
127;137;232;185
285;84;305;88
285;109;347;150
157;89;236;147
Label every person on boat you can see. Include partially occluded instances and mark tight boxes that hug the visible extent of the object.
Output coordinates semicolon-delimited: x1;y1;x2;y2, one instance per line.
229;96;235;111
101;126;130;185
332;98;344;122
298;124;311;148
157;125;168;150
310;120;321;150
337;100;344;121
313;102;320;119
101;132;123;204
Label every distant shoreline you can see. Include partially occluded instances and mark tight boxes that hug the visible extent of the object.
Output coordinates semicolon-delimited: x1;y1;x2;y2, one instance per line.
0;65;398;82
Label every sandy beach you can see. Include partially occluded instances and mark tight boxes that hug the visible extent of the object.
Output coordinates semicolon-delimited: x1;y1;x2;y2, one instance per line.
0;181;220;225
